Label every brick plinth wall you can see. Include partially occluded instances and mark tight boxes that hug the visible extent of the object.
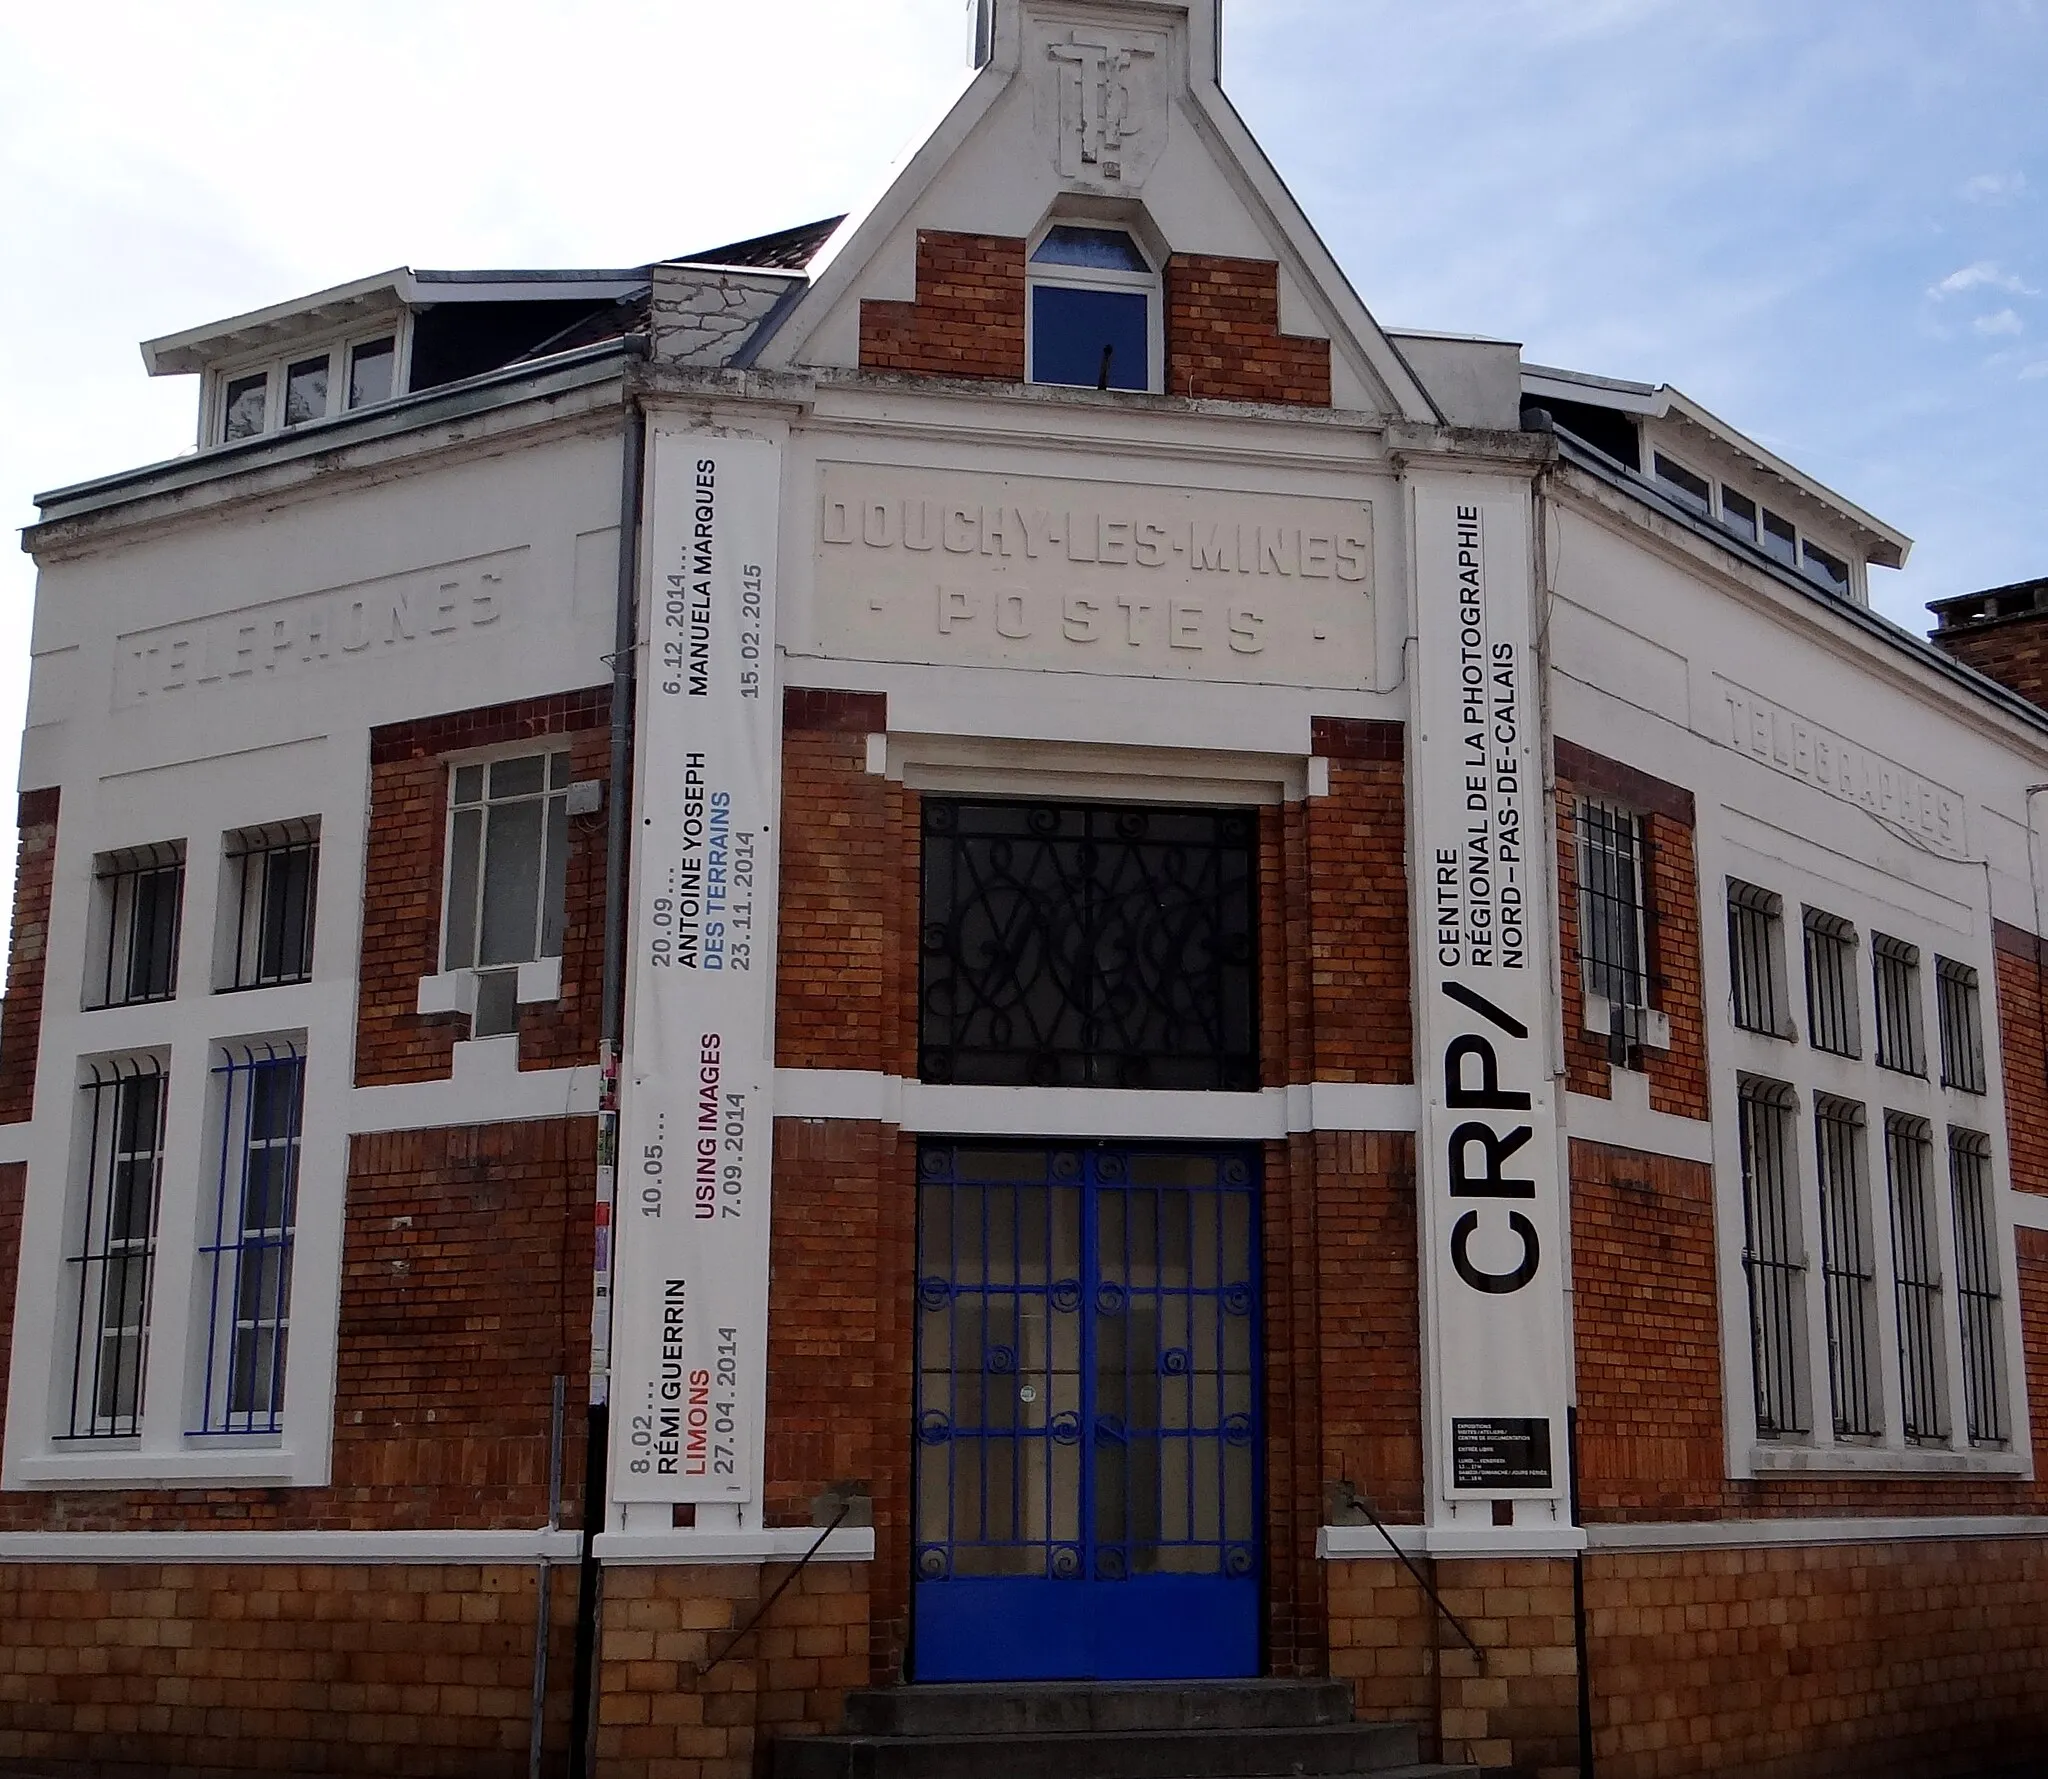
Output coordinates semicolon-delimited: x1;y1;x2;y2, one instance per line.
0;786;58;1124
357;688;609;1086
859;232;1026;381
1585;1540;2048;1776
0;1117;594;1534
596;1562;870;1779
1166;256;1332;406
0;1560;580;1776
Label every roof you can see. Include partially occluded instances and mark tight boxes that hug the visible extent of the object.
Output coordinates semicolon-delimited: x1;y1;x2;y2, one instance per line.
1928;575;2048;635
675;217;843;272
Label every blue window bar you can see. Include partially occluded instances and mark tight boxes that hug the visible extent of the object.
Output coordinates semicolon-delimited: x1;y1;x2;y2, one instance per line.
196;1042;305;1434
63;1058;168;1438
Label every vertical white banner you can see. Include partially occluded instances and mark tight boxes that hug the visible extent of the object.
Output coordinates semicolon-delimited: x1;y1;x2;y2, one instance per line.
1410;479;1570;1506
612;432;780;1504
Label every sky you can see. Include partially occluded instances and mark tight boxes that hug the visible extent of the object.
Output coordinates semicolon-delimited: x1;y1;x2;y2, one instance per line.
1;0;2045;901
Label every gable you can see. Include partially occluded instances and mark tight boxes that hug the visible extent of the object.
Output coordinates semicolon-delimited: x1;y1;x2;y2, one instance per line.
756;0;1439;423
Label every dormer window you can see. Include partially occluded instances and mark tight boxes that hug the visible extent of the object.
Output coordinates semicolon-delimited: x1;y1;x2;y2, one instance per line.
1028;225;1158;393
212;329;405;444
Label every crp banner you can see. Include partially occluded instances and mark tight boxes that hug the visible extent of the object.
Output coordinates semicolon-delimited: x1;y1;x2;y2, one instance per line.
1410;478;1569;1504
612;430;780;1504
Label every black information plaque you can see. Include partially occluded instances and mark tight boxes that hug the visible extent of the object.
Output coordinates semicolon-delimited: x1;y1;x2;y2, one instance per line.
1452;1417;1554;1489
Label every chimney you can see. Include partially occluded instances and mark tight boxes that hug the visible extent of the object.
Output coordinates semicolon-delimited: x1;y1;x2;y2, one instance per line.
1927;576;2048;712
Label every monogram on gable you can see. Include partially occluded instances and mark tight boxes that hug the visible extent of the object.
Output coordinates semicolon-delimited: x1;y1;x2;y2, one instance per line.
1041;26;1167;188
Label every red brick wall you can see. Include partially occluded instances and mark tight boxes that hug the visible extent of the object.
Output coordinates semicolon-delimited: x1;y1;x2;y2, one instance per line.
1995;922;2048;1197
1930;613;2048;709
0;1162;21;1444
1307;721;1411;1083
0;1117;594;1534
0;786;58;1125
356;689;609;1086
859;232;1026;381
0;1559;581;1777
1166;256;1332;406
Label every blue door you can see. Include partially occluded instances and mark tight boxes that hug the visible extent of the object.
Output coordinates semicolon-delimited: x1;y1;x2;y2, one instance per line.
912;1143;1261;1682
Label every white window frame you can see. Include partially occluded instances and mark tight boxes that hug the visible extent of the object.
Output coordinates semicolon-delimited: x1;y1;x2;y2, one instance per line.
202;315;414;448
1024;221;1164;395
1709;844;2030;1479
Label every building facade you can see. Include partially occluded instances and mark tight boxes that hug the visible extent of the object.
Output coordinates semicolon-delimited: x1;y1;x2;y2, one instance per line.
5;3;2048;1775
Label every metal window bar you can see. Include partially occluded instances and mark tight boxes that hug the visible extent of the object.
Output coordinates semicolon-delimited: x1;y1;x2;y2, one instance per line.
1812;1097;1879;1437
226;824;319;990
1736;1077;1808;1438
1935;959;1987;1095
1579;800;1649;1062
196;1044;305;1435
1948;1129;2006;1445
91;845;184;1009
1727;881;1786;1036
62;1058;168;1439
1884;1113;1948;1444
1803;909;1861;1059
1872;934;1925;1076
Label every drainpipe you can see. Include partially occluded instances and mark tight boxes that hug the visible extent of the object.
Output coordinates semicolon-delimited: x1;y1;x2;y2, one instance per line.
568;338;650;1779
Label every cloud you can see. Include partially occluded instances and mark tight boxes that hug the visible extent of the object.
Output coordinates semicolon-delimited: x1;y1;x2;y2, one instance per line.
1930;261;2039;298
2023;360;2048;381
1963;171;2028;204
1976;308;2026;336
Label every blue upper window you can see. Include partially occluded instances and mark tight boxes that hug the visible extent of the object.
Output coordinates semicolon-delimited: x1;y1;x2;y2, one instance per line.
1029;227;1157;393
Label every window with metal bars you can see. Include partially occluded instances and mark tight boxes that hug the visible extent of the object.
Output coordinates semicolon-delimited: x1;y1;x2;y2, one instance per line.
88;843;184;1009
1872;935;1925;1076
919;799;1258;1090
195;1044;304;1435
1802;909;1860;1059
222;822;319;991
1883;1113;1948;1443
1578;799;1650;1059
1736;1077;1808;1439
62;1059;168;1439
1812;1097;1880;1437
1727;880;1790;1037
1948;1129;2006;1446
1935;959;1987;1095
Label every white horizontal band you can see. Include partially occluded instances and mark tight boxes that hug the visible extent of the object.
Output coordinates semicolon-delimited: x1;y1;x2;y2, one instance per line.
1318;1524;1586;1559
0;1528;583;1565
1583;1515;2048;1553
2011;1193;2048;1233
594;1526;876;1566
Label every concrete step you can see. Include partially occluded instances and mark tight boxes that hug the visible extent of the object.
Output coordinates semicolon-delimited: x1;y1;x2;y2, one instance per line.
774;1720;1424;1779
842;1680;1356;1737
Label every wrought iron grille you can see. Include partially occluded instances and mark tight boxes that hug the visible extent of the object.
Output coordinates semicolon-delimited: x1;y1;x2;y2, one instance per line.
196;1043;304;1435
1948;1128;2006;1445
919;800;1258;1090
1577;799;1648;1062
1803;909;1860;1059
1872;935;1925;1076
62;1059;168;1439
1883;1112;1948;1443
913;1143;1259;1585
224;823;318;991
1813;1096;1879;1437
1737;1077;1808;1438
1935;959;1987;1095
1727;880;1787;1037
90;844;184;1009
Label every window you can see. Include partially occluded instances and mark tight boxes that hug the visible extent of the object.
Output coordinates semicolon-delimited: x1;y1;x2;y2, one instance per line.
223;821;319;991
196;1045;304;1436
1948;1129;2006;1446
211;330;401;444
444;751;572;1037
1737;1078;1808;1439
1883;1113;1947;1444
1802;909;1860;1058
62;1060;168;1439
1813;1097;1879;1437
1652;452;1712;515
1872;934;1924;1075
1802;541;1851;598
1577;800;1649;1057
919;799;1257;1090
89;843;184;1009
1720;487;1759;544
1727;880;1789;1036
1028;226;1156;393
1759;506;1799;567
1935;958;1987;1094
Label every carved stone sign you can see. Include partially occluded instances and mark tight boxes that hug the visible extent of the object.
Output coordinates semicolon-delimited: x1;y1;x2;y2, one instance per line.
1037;21;1167;189
812;464;1375;688
1715;679;1967;858
113;548;522;709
